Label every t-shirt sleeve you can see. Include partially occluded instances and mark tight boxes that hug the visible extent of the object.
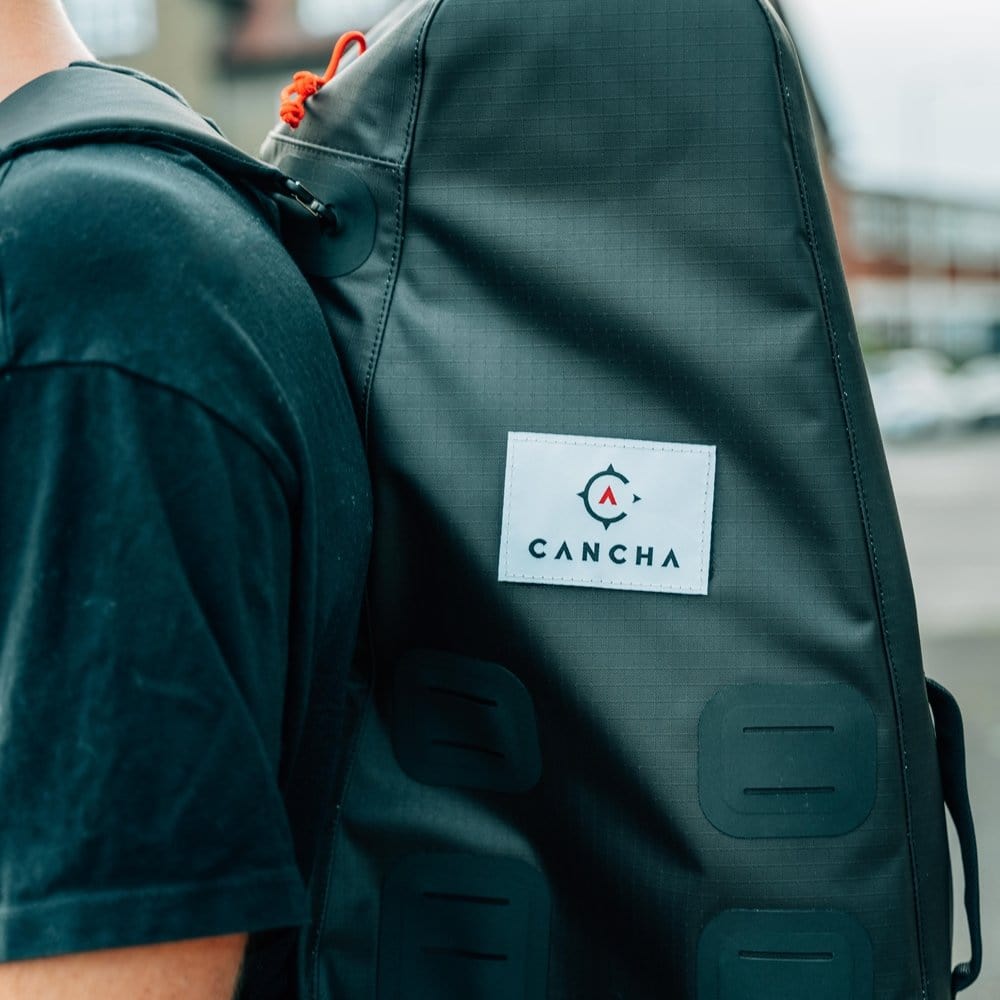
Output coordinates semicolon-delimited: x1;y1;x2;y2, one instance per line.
0;362;308;962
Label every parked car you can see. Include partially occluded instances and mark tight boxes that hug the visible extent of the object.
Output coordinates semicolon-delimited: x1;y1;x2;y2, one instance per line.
866;349;962;439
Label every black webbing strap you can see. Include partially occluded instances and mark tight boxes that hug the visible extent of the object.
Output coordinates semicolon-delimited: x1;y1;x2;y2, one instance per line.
0;62;333;224
926;678;982;995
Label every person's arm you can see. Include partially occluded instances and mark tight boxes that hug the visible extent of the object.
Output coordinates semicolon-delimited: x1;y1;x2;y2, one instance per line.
0;365;307;973
0;935;246;1000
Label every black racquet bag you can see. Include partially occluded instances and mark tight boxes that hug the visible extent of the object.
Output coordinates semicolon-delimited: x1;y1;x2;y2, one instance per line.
1;3;981;996
260;0;983;997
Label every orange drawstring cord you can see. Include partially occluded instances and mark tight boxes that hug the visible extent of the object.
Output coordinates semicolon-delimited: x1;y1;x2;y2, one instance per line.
280;30;367;129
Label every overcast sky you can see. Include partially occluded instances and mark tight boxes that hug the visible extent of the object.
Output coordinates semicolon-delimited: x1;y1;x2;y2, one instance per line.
781;0;1000;202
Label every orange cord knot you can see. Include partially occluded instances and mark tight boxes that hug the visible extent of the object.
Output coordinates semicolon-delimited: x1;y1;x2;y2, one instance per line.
280;72;323;127
279;30;367;129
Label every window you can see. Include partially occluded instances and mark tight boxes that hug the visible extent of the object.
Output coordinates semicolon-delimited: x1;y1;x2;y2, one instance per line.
63;0;158;57
224;0;400;67
297;0;398;36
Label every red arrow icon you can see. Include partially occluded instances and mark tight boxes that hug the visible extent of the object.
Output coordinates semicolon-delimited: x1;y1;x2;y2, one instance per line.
598;486;618;506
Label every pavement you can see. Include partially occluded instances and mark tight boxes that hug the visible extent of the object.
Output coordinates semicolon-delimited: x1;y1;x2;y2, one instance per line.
885;431;1000;998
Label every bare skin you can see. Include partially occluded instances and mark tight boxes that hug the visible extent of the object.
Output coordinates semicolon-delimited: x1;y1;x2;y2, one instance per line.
0;0;92;103
0;937;248;1000
0;3;248;997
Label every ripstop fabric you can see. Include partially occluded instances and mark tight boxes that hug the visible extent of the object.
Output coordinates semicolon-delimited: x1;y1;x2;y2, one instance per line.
261;1;980;997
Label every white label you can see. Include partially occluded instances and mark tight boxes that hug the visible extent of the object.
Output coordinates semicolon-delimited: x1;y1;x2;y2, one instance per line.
498;432;716;595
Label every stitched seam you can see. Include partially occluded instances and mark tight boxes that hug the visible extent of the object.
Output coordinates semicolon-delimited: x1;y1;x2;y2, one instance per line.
756;4;928;994
3;126;276;185
266;132;401;172
699;446;713;588
359;0;445;440
361;161;404;438
0;866;304;917
501;573;704;592
0;162;13;362
307;4;449;996
1;360;297;506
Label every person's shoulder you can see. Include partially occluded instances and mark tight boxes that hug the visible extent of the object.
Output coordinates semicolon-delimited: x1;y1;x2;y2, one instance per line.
0;137;332;462
0;136;296;362
1;134;264;258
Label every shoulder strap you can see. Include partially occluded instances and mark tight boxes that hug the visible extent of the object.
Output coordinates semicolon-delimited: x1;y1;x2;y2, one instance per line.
926;679;983;996
0;63;334;222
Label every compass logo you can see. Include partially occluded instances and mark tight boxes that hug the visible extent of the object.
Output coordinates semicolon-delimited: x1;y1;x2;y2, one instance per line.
577;464;642;530
498;432;716;596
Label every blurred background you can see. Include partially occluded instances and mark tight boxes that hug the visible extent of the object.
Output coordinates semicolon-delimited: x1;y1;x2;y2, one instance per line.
62;0;998;992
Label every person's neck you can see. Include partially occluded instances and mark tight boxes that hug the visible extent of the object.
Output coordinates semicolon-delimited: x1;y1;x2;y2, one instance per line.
0;2;93;105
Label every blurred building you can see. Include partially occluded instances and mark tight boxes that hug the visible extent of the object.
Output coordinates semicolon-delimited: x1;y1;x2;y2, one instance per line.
818;120;1000;358
63;0;396;152
773;0;1000;360
66;0;1000;361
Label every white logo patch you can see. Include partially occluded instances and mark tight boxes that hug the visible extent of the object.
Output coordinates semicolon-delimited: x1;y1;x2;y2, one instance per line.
498;432;716;595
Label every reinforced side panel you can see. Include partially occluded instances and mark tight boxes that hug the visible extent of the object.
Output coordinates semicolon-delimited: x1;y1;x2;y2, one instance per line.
260;1;956;997
757;7;953;985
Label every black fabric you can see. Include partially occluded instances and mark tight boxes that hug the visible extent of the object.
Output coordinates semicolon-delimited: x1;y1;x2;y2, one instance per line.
0;366;304;957
0;64;371;985
927;679;983;995
0;62;314;221
258;0;976;997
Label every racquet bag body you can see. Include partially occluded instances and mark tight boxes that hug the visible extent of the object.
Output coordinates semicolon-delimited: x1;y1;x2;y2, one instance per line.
261;1;982;996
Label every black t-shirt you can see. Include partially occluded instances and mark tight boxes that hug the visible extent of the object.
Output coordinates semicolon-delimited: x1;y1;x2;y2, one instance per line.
0;65;371;992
